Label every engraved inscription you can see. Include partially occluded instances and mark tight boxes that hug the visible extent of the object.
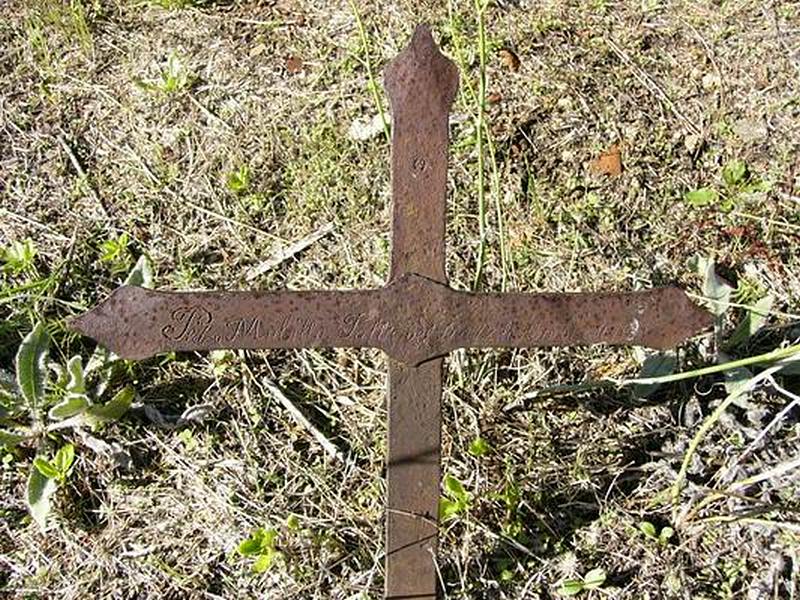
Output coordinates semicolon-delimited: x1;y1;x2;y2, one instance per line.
162;306;213;342
156;294;653;355
411;155;426;177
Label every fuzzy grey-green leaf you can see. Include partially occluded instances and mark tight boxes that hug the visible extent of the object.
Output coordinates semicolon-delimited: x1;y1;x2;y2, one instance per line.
123;254;154;288
27;462;58;529
48;394;90;420
85;386;134;427
15;323;50;413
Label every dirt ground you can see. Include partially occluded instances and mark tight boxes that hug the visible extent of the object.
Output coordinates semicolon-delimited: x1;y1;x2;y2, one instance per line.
1;0;799;598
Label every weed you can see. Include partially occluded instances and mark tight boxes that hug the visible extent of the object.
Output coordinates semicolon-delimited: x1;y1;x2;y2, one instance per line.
226;165;251;195
638;520;674;545
468;436;490;457
99;232;131;275
684;159;770;211
439;474;471;521
237;527;282;573
135;52;193;94
1;239;37;276
558;567;606;596
1;256;151;528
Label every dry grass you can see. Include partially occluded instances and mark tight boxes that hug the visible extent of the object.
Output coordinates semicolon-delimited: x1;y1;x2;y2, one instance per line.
1;0;799;598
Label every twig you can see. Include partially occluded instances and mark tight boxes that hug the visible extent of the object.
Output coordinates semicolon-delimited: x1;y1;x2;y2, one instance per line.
348;0;390;145
671;363;783;517
606;39;701;136
259;377;344;462
0;208;71;241
56;134;112;221
472;0;489;290
246;222;334;280
720;377;800;484
188;93;231;130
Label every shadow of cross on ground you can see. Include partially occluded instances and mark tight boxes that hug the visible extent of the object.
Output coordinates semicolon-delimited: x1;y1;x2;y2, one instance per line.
70;24;712;600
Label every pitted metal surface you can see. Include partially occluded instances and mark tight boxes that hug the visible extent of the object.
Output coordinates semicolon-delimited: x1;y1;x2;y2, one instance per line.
71;274;711;365
70;25;712;600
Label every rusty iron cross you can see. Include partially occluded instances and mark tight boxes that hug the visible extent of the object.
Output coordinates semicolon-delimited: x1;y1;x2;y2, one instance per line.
71;26;711;599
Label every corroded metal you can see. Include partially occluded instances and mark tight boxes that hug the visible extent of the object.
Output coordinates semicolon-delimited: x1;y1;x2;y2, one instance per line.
71;275;711;365
383;26;457;600
69;24;712;600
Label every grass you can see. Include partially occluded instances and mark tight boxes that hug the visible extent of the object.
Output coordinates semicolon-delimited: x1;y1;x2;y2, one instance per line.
2;0;800;598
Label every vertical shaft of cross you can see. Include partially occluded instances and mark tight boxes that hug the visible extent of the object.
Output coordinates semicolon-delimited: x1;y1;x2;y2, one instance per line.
383;26;458;599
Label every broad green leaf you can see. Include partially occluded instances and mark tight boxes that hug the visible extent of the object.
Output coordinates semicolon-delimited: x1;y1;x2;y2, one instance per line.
15;323;50;412
53;443;75;476
443;474;467;500
238;537;262;556
559;579;584;596
252;549;279;573
630;351;676;398
727;294;774;348
722;159;746;187
684;187;718;207
65;356;86;395
583;568;606;590
27;462;58;529
123;254;154;288
33;457;59;479
86;386;134;427
48;394;90;420
438;497;462;521
638;521;657;538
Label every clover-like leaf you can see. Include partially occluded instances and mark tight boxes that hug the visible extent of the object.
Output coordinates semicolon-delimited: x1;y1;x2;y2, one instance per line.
684;187;718;207
722;159;747;187
583;568;606;590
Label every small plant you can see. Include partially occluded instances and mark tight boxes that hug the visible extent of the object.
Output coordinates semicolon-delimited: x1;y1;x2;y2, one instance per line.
34;443;75;484
684;159;769;211
438;474;471;521
2;323;134;528
99;232;131;274
135;52;193;94
559;567;607;596
638;521;674;545
2;239;37;276
237;527;282;573
225;165;251;195
468;436;490;457
1;257;150;528
494;476;525;539
27;443;75;529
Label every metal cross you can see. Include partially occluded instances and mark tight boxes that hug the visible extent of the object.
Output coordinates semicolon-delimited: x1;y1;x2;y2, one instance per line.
70;25;711;599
